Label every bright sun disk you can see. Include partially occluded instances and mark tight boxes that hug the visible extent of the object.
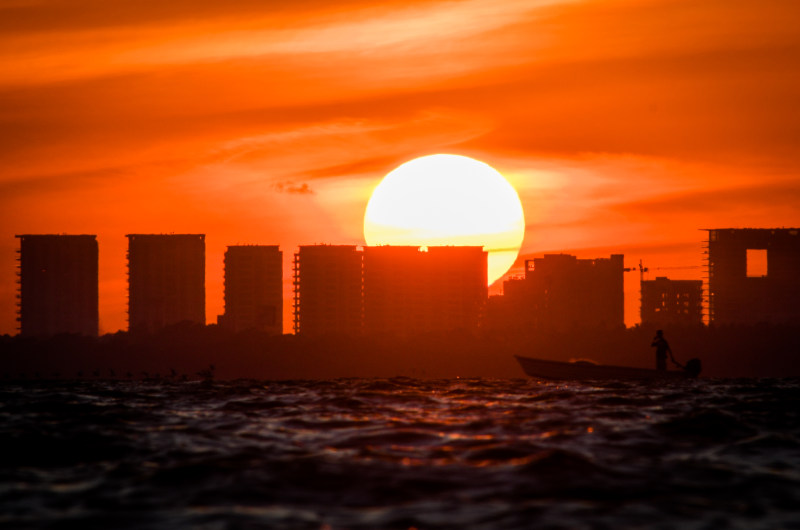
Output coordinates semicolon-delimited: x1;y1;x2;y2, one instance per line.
363;154;526;284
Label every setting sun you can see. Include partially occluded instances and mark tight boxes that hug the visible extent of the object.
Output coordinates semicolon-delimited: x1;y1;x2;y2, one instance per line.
363;154;525;284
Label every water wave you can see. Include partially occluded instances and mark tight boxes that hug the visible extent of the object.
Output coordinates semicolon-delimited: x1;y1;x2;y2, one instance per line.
1;378;799;529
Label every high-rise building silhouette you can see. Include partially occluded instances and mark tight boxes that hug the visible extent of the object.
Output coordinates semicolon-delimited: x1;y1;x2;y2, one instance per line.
427;246;488;332
640;277;703;327
126;234;205;334
488;253;624;332
363;246;487;335
218;245;282;334
485;275;528;332
706;228;800;324
15;234;98;336
293;245;488;336
293;245;362;336
527;253;624;330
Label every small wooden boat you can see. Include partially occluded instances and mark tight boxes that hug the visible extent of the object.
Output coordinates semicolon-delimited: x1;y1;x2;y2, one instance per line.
514;355;699;381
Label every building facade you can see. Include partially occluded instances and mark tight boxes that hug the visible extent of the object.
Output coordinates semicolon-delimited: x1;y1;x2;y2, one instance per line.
488;253;625;333
293;244;488;336
640;277;703;327
218;245;282;334
15;234;98;336
293;245;363;336
127;234;205;334
525;254;625;330
362;245;487;335
706;228;800;325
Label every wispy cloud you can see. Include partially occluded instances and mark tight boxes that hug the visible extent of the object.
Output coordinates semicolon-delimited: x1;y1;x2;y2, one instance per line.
612;179;800;219
275;181;313;194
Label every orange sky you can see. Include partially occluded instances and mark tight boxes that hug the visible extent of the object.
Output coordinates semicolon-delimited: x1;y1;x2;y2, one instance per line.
1;0;799;334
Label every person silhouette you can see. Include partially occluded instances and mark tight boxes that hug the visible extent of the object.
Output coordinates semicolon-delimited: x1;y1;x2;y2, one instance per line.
651;329;674;371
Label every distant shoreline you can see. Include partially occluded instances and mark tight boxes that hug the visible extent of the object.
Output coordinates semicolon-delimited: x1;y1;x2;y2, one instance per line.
2;323;799;380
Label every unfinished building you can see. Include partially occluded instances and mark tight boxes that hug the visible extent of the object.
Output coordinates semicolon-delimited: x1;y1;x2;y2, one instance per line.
705;228;800;325
640;277;703;327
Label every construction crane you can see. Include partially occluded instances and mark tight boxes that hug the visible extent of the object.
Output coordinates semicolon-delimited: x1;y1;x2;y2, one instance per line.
625;259;700;282
624;259;649;282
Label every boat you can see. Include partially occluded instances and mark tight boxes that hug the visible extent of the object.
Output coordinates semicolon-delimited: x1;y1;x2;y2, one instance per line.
514;355;700;381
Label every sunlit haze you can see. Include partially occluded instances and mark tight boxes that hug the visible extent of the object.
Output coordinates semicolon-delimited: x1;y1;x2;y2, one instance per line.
364;154;524;284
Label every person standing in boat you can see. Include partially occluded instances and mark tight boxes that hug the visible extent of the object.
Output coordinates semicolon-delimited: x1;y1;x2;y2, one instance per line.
651;329;675;371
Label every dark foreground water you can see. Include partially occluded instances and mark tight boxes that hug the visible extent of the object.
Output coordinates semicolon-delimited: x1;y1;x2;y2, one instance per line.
2;378;799;529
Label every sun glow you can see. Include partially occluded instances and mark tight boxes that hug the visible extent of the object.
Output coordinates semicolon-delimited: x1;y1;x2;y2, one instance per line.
363;154;526;284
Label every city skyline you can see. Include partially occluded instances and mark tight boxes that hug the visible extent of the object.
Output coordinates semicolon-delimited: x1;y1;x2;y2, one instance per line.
12;228;799;336
3;4;800;528
2;1;799;334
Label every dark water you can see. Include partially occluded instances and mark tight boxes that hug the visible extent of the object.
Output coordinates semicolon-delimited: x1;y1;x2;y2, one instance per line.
2;378;800;529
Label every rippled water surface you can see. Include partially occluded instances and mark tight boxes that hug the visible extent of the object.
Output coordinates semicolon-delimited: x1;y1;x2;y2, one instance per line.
2;378;800;529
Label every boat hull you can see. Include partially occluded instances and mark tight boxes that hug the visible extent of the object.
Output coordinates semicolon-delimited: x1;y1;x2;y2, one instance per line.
514;355;690;381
